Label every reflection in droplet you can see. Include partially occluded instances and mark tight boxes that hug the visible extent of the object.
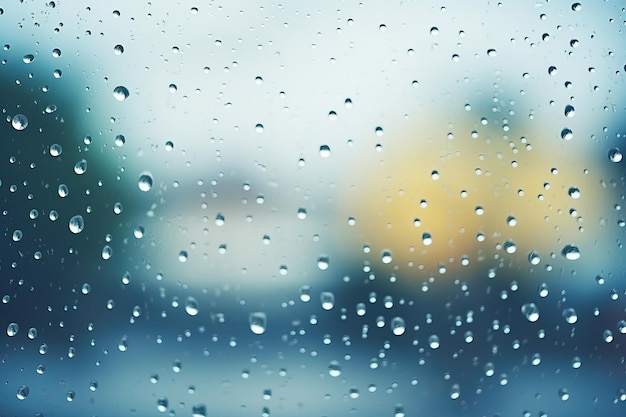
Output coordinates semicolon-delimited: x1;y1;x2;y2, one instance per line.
50;143;63;156
608;147;623;163
74;159;87;175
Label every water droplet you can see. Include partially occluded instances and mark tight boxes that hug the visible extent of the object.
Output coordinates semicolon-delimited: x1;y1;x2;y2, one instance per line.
381;250;393;264
321;292;335;310
118;337;128;351
36;364;46;374
157;397;169;412
49;143;62;156
487;48;497;57
101;245;113;260
192;404;207;417
89;380;98;391
7;322;19;336
299;286;311;302
168;84;177;93
249;312;267;335
58;184;69;197
564;104;575;117
531;353;542;365
503;240;517;254
66;390;76;402
115;134;126;146
52;48;61;57
23;54;34;63
328;360;341;377
538;283;549;297
430;26;439;35
11;114;28;130
215;213;225;226
571;2;582;11
165;141;174;151
81;283;90;295
571;356;582;368
428;334;440;349
528;251;541;265
113;85;130;101
74;159;87;175
561;128;573;141
134;225;145;239
561;244;581;260
422;232;433;246
603;329;614;343
114;44;124;55
178;250;188;263
506;215;517;226
450;384;461;400
562;307;578;324
317;256;329;270
391;317;406;335
138;172;154;192
297;208;307;219
559;388;570;401
16;385;29;400
12;229;23;242
255;123;264;133
568;187;581;199
521;303;540;322
68;215;85;234
319;145;331;158
182;297;199;316
608;147;623;163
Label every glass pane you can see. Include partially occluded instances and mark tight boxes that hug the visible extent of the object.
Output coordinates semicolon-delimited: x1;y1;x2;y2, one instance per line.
2;1;625;416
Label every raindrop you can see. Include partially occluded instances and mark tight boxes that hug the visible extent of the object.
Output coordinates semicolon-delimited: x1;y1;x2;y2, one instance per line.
113;85;130;101
178;250;188;263
101;245;113;260
22;54;34;63
422;232;433;246
571;2;582;11
428;334;440;349
115;134;126;146
68;215;85;234
165;141;174;151
381;250;393;264
608;147;622;163
450;384;461;400
11;114;28;130
12;229;23;242
299;286;311;302
52;48;61;57
506;215;517;226
74;159;87;175
249;312;267;335
564;104;575;117
133;225;145;239
538;283;549;298
603;329;613;343
528;251;541;265
561;244;581;260
297;208;307;219
321;292;335;310
114;44;124;55
561;128;573;141
185;297;199;316
138;172;154;192
317;256;329;270
503;240;517;254
571;356;582;368
89;380;98;391
319;145;331;158
57;184;70;198
562;308;578;324
16;385;29;400
157;397;169;412
568;187;581;199
118;337;128;352
50;144;63;156
430;26;439;35
559;388;570;401
7;322;19;336
391;317;406;335
521;303;540;322
328;361;341;377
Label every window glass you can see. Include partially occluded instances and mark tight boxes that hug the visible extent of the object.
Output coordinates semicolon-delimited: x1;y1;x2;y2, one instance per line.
2;1;625;416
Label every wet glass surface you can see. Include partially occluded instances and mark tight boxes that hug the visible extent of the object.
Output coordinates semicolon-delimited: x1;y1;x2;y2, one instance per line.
1;1;625;416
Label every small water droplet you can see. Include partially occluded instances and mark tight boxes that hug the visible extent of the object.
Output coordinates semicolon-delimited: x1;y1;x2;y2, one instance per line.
22;54;35;63
568;187;581;199
101;245;113;260
422;232;433;246
328;360;341;377
317;256;330;270
319;145;331;158
561;128;573;141
381;250;393;264
564;104;575;117
528;251;541;265
115;134;126;146
503;240;517;254
391;317;406;335
428;334;440;349
559;388;570;401
178;250;188;263
114;44;124;55
157;397;169;412
68;215;84;234
321;292;335;310
12;229;23;242
113;85;130;101
7;322;19;336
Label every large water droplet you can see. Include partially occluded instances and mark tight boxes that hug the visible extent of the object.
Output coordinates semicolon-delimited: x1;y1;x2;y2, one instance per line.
11;114;28;130
249;312;267;334
521;303;540;322
608;147;623;163
391;317;406;335
321;292;335;310
185;297;199;316
138;172;154;192
328;360;341;377
381;250;393;264
562;307;578;324
561;244;581;260
16;385;29;400
428;334;440;349
157;397;169;412
564;104;575;118
50;143;63;157
113;85;130;101
12;229;23;242
74;159;87;175
68;215;85;234
101;245;113;260
7;322;19;336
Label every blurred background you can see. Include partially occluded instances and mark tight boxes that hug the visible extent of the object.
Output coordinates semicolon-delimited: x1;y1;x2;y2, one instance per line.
1;1;625;416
